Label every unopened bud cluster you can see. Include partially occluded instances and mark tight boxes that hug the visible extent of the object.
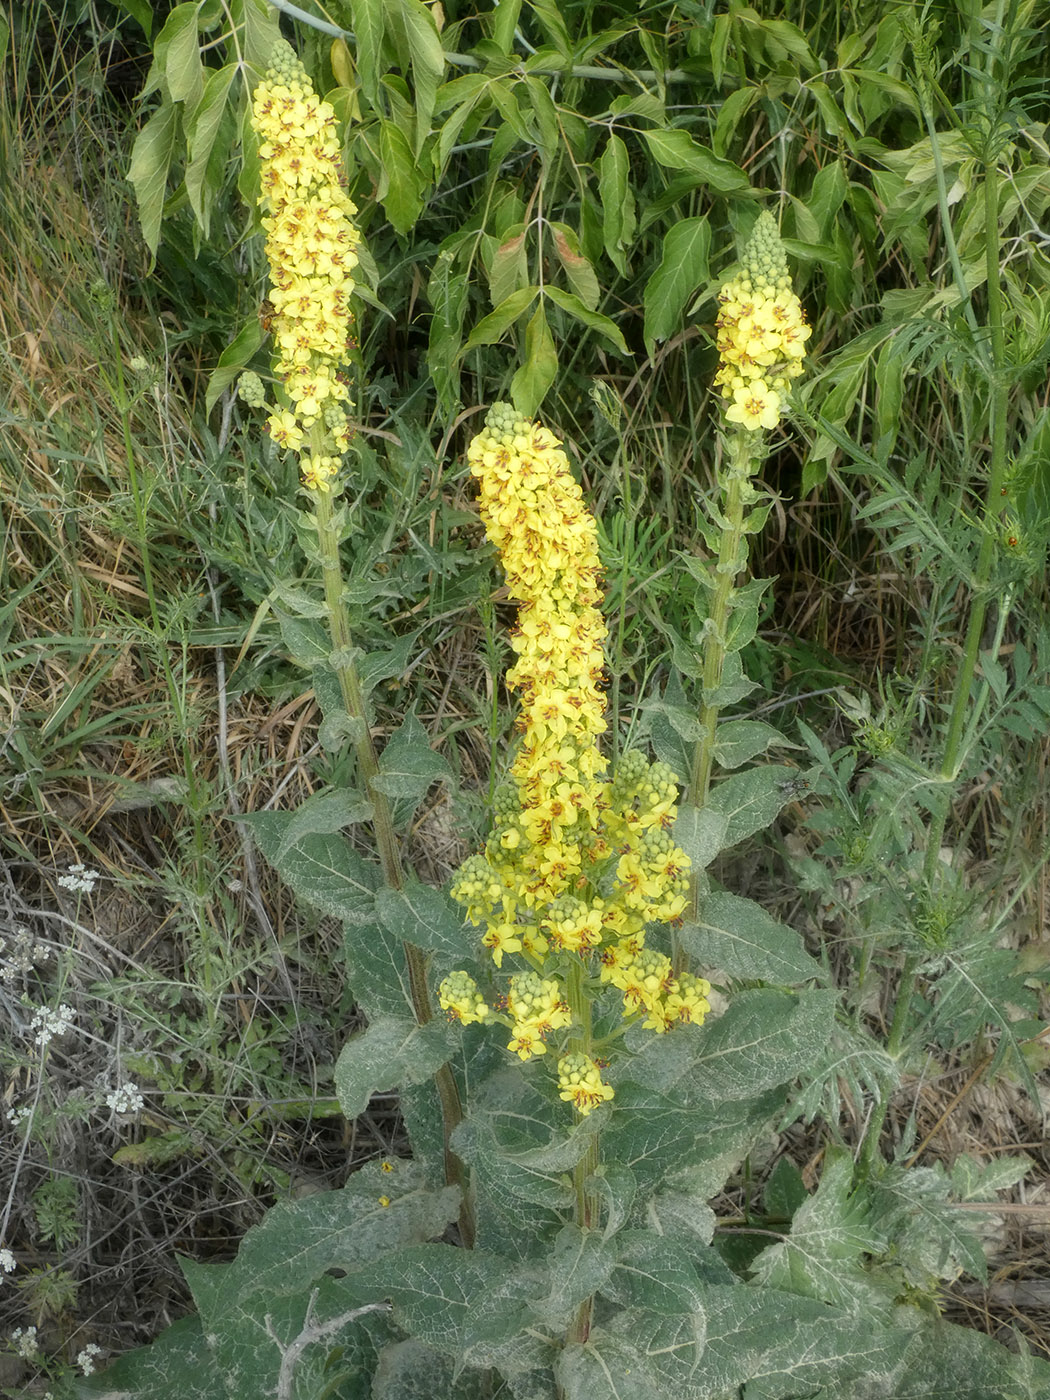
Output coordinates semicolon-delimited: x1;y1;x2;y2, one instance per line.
714;212;810;432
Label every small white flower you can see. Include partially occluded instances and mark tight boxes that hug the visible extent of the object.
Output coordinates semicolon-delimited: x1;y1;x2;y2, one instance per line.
6;1106;32;1129
29;1004;77;1047
105;1082;145;1114
0;1249;15;1273
11;1326;39;1359
57;863;100;895
77;1343;104;1375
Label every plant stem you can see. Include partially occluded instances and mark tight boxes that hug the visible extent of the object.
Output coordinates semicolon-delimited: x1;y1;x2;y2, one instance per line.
564;959;600;1347
856;953;919;1182
311;484;474;1246
678;431;755;963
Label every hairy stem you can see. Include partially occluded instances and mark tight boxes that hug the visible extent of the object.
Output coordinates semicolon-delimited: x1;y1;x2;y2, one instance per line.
312;484;474;1245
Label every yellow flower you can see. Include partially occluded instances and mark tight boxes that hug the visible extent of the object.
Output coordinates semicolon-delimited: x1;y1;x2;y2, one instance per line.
557;1052;614;1115
250;42;363;491
437;971;493;1027
713;211;810;431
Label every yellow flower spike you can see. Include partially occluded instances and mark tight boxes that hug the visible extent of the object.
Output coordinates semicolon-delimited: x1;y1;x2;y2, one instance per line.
714;211;810;430
250;41;363;491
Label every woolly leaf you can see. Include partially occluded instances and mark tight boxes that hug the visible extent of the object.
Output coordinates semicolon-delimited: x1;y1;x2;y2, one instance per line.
242;812;380;924
602;1231;710;1315
556;1309;706;1400
682;891;824;984
749;1153;890;1312
74;1314;226;1399
528;1225;619;1330
334;1014;457;1118
377;882;475;959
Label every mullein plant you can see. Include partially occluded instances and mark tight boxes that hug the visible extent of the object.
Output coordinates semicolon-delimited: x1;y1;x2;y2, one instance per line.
683;214;810;929
241;42;472;1231
439;407;710;1119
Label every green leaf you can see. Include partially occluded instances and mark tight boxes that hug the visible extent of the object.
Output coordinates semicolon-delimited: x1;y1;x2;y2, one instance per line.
112;0;154;38
349;0;385;106
603;1231;709;1316
373;1339;489;1400
185;62;237;233
461;285;538;353
687;989;837;1102
393;0;445;155
544;286;627;353
377;882;475;959
372;713;453;803
750;1154;889;1313
155;3;204;108
128;97;179;260
510;301;558;417
643;218;711;355
488;227;529;309
673;801;729;874
637;128;750;192
681;891;824;984
364;1243;539;1355
598;134;635;276
273;788;374;861
529;1225;618;1330
74;1315;226;1399
378;116;425;235
551;224;600;310
241;812;380;925
556;1309;706;1400
707;763;796;851
426;249;469;412
334;1014;457;1119
712;718;789;769
698;1284;913;1397
204;313;265;415
589;1163;636;1241
490;0;523;53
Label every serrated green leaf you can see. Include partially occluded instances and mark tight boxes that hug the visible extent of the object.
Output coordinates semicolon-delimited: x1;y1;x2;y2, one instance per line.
599;133;635;275
378;118;424;234
461;285;538;353
643;218;711;354
241;812;380;924
185;62;237;232
638;128;750;192
682;891;823;984
377;882;475;958
128;98;179;260
335;1015;457;1118
544;286;627;352
510;301;558;416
